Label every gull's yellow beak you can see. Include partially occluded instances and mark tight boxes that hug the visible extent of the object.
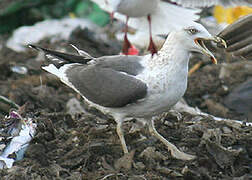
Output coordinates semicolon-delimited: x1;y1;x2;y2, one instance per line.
215;36;228;48
194;37;226;64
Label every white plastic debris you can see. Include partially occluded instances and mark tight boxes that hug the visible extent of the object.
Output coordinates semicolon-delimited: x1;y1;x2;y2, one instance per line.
0;112;36;169
7;18;98;52
0;157;14;169
11;66;28;75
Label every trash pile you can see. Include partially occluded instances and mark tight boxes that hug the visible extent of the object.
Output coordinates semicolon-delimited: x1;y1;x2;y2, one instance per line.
0;105;36;169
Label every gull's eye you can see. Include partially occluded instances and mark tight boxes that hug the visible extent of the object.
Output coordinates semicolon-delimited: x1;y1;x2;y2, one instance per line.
187;28;199;35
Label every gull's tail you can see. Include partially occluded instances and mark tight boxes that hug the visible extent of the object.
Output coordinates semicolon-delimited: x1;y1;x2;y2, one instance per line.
28;44;93;68
28;44;93;80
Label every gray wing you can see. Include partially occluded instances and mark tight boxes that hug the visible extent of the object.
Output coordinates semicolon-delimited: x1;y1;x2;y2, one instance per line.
95;55;145;76
29;44;148;107
65;56;147;107
168;0;252;7
217;14;252;59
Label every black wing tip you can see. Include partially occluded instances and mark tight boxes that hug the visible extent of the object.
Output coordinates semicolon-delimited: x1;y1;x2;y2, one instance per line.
28;44;43;51
28;44;36;49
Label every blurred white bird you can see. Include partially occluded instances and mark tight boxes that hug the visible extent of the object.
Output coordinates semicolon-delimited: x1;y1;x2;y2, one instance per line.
91;0;200;54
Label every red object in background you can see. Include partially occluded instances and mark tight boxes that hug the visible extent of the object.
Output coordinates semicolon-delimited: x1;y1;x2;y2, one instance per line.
121;44;139;55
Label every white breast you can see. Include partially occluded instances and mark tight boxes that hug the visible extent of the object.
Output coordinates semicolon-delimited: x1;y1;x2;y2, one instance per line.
129;60;188;117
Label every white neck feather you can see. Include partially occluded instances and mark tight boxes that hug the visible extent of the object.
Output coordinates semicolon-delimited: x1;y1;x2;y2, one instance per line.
148;32;190;68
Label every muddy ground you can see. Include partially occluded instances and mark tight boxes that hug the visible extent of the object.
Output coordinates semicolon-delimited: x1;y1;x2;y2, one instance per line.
0;27;251;179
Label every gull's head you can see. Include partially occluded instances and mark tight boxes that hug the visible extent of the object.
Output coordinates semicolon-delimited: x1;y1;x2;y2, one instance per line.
178;24;223;64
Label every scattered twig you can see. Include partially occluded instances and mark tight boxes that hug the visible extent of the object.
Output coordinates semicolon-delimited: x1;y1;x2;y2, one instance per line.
100;173;124;180
188;61;203;76
0;95;20;109
133;175;147;180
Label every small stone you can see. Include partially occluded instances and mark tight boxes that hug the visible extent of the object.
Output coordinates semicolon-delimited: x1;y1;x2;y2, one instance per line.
139;147;167;161
72;136;79;143
0;144;6;151
222;126;232;134
66;98;86;118
163;120;173;127
133;162;145;170
181;165;189;174
205;139;240;170
156;165;183;177
114;150;135;170
204;99;229;117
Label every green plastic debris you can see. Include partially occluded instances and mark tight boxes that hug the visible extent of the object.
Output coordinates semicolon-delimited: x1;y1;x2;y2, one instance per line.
0;0;110;34
75;1;110;26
